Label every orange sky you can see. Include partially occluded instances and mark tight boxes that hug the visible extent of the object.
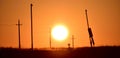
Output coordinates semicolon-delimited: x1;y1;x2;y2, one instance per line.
0;0;120;48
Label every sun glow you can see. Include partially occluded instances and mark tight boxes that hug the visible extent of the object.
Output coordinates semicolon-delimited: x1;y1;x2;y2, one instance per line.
51;25;68;41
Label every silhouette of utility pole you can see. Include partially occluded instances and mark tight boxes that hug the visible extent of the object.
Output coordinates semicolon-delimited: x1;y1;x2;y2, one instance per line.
49;28;51;48
85;9;95;47
72;35;74;48
30;4;34;50
16;19;22;49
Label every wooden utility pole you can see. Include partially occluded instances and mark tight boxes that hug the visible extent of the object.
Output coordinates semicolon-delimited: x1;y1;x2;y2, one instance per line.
72;35;74;48
30;4;34;50
16;19;22;49
49;28;51;48
85;9;95;47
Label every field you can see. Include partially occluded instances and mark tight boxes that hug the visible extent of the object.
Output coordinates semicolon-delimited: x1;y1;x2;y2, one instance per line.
0;46;120;58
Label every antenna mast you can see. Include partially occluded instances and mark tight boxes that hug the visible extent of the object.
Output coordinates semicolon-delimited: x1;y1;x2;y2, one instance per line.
85;9;95;47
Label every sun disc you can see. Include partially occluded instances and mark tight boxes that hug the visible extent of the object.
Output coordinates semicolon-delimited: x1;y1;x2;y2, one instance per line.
51;25;68;41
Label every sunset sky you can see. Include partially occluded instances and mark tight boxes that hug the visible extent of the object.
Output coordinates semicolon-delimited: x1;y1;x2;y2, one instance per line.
0;0;120;48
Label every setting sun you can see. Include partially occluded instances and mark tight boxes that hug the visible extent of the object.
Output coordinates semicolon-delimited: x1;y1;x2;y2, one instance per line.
51;25;69;41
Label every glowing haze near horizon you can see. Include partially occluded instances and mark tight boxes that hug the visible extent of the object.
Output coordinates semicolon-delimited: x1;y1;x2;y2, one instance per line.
0;0;120;48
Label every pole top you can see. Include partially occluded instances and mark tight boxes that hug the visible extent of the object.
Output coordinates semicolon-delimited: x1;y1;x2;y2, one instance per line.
31;4;33;6
72;35;74;38
85;9;87;13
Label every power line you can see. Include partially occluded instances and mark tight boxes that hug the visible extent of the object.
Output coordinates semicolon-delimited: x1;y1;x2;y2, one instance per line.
0;24;16;26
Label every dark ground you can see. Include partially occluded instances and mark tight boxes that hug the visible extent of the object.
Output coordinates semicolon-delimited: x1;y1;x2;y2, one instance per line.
0;46;120;58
